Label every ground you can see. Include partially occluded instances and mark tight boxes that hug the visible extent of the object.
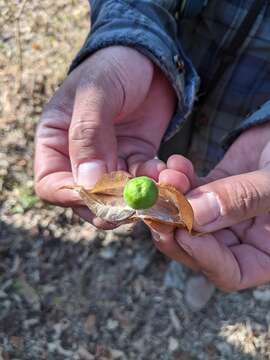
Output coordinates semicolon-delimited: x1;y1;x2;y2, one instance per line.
1;1;270;359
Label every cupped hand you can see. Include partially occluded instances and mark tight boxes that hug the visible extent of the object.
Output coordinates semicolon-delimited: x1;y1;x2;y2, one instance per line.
34;46;176;227
152;123;270;291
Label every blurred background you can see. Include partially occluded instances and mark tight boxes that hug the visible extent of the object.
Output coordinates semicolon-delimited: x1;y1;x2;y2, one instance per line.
1;1;270;359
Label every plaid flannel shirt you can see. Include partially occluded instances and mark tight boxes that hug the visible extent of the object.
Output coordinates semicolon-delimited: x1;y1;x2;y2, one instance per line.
70;0;270;175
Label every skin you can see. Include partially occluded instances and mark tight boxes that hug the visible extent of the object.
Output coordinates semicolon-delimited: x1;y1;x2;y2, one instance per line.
34;46;175;228
35;46;270;291
154;124;270;292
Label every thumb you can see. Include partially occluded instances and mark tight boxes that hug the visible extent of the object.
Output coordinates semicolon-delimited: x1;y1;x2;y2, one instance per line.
187;168;270;233
69;77;121;188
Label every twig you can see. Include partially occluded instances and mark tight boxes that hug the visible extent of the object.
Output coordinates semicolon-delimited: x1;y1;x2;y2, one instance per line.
15;0;29;87
15;20;23;76
17;0;29;19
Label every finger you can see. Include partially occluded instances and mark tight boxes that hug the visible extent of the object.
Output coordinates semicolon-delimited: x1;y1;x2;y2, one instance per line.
230;244;270;289
176;229;241;291
35;88;82;206
214;229;240;247
127;153;161;178
136;158;166;181
69;74;122;188
150;228;199;271
159;169;190;193
187;169;270;233
158;154;199;193
35;168;82;207
167;155;199;187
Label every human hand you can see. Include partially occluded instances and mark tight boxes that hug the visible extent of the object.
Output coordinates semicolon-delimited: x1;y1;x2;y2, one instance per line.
152;123;270;291
34;46;176;228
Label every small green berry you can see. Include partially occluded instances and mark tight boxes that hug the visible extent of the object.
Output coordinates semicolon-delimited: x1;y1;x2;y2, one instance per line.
123;176;158;210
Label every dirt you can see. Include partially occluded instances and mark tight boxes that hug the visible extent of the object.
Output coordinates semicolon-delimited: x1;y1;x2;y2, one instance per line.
1;1;270;359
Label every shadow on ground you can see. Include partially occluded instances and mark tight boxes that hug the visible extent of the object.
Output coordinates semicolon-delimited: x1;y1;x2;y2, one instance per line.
0;219;268;360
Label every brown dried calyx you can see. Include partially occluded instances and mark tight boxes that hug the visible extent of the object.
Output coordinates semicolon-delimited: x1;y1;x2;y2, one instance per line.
65;171;194;232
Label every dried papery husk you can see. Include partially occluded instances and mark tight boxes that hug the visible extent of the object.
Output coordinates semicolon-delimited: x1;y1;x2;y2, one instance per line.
79;189;136;222
64;171;194;232
136;184;193;232
90;171;131;195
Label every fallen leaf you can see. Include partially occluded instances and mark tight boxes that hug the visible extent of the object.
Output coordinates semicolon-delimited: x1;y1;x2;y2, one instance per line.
32;42;42;50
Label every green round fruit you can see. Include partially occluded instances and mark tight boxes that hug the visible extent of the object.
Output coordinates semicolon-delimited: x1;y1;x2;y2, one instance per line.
123;176;158;210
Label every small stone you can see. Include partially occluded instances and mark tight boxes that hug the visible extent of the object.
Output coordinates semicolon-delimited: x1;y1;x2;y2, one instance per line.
15;278;40;311
77;346;95;360
86;229;99;243
10;336;24;351
112;308;129;329
102;231;118;246
110;349;126;359
41;284;56;294
185;275;215;311
0;290;7;299
133;338;144;351
216;342;232;356
1;279;13;292
168;337;179;353
84;314;96;335
53;319;70;339
48;341;73;357
10;256;20;274
164;262;187;291
100;247;116;260
132;252;152;272
253;289;270;302
107;319;119;331
169;308;182;332
23;318;39;329
2;300;11;312
112;223;134;236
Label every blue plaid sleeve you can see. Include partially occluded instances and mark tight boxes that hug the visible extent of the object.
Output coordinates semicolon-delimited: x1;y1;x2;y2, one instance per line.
223;99;270;150
69;0;200;142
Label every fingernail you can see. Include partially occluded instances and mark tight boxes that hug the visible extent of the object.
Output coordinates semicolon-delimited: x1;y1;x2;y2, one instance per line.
187;192;220;226
77;161;106;188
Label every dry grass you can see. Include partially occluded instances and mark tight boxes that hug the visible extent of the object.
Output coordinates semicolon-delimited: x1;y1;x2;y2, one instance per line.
0;0;89;126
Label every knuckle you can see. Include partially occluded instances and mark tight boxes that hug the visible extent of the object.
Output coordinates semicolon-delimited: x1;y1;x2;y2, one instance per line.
234;180;261;216
220;179;261;219
68;121;102;162
69;121;99;143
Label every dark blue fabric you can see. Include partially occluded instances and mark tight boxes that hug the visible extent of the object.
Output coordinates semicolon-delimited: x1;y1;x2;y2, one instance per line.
70;0;270;175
